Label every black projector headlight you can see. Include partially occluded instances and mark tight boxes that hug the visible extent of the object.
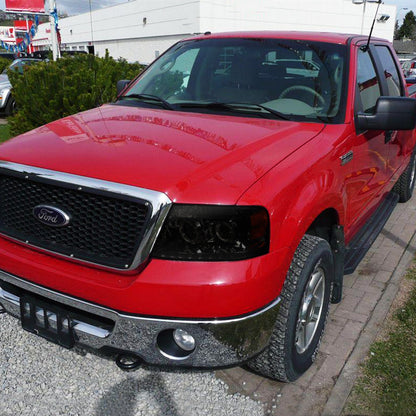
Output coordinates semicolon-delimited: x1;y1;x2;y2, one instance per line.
152;204;269;261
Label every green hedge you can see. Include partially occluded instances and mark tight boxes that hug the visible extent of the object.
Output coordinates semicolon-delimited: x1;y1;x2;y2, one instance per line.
0;57;11;74
8;52;144;136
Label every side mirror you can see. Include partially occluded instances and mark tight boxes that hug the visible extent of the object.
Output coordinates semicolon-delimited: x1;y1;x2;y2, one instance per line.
356;96;416;131
116;79;131;96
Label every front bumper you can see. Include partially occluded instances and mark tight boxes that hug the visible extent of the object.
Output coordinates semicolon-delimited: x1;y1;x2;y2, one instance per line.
0;86;10;109
0;269;280;367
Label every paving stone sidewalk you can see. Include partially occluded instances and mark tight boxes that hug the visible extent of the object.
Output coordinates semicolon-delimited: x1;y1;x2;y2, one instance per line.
216;194;416;416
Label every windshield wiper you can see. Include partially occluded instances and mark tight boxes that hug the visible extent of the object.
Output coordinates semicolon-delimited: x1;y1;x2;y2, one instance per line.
233;103;290;120
118;93;175;110
177;102;289;120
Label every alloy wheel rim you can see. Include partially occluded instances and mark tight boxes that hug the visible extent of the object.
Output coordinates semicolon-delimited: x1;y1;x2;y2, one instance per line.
410;157;416;191
295;265;325;354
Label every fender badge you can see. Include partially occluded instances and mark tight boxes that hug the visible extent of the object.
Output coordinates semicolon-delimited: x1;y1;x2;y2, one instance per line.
340;151;353;166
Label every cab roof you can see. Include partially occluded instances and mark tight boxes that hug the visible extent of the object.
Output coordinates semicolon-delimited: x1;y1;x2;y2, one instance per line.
189;31;387;45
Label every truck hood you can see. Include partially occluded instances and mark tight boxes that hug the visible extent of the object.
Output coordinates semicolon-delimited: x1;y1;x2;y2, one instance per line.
0;104;324;204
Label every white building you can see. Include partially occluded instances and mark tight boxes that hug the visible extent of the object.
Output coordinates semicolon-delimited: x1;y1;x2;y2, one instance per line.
32;0;397;64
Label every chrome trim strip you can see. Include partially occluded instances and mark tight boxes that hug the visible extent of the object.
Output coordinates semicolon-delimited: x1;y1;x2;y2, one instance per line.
0;161;173;272
73;322;110;338
0;287;19;305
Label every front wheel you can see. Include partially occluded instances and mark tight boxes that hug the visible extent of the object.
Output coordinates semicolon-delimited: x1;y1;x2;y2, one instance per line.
247;234;333;381
5;96;16;116
393;149;416;203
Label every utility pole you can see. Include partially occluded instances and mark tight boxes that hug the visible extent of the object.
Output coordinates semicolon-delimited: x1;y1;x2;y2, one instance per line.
360;0;367;35
49;0;60;60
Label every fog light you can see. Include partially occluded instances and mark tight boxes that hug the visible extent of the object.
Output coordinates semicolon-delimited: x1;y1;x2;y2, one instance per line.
173;329;195;351
157;329;196;360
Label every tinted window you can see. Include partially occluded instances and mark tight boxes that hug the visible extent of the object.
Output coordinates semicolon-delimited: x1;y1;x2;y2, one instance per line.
138;47;199;97
375;46;402;97
123;38;347;123
357;48;381;114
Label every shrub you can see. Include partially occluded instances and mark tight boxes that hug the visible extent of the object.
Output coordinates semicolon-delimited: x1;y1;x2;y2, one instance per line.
8;52;144;136
0;57;11;74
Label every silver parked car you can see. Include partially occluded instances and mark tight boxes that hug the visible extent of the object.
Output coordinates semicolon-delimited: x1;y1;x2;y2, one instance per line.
0;58;43;115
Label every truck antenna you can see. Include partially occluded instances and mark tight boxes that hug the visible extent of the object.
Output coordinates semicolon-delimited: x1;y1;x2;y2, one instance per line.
362;0;383;51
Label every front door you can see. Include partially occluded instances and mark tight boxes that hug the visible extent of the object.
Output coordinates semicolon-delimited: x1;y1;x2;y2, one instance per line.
346;45;390;239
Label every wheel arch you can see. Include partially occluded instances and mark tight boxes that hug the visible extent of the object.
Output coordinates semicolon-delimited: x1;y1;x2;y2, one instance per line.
306;208;340;241
279;203;345;304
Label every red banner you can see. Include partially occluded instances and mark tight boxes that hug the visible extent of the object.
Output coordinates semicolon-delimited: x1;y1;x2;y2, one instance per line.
14;20;33;31
5;0;45;13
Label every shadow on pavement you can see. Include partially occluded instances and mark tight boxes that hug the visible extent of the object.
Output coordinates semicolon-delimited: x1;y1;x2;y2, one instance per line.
381;228;416;252
94;374;180;416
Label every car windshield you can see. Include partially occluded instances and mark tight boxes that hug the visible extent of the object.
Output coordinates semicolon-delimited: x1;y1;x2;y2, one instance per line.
3;59;42;74
120;37;347;123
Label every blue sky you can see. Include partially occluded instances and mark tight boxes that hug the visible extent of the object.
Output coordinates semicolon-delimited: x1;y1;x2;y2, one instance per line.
0;0;414;19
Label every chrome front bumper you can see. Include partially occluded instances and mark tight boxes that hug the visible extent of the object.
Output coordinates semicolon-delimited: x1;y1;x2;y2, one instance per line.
0;269;280;367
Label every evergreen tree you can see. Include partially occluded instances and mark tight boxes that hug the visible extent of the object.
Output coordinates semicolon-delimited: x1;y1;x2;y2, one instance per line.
7;54;145;136
394;19;400;40
397;11;416;40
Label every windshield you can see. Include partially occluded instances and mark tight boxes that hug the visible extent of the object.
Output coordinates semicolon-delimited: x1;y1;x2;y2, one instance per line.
120;37;347;123
3;59;38;75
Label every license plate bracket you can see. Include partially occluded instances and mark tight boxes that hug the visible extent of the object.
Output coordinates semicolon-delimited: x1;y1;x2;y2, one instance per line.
20;295;75;349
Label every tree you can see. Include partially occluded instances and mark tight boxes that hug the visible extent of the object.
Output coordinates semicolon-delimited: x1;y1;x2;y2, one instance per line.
394;19;400;40
397;11;416;40
7;53;145;136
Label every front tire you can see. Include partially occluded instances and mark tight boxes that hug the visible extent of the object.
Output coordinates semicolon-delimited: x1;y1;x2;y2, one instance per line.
393;149;416;203
5;96;16;116
247;234;333;381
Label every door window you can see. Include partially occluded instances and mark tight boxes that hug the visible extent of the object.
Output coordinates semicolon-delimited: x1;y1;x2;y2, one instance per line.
356;48;381;114
375;46;402;97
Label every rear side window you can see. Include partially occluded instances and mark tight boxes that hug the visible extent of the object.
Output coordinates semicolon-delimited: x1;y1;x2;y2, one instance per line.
375;46;402;97
357;48;381;114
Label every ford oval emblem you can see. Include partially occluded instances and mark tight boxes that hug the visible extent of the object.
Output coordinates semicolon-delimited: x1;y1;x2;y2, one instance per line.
33;205;71;227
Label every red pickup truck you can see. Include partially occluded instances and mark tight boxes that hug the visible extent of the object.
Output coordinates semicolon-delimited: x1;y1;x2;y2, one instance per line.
0;32;416;381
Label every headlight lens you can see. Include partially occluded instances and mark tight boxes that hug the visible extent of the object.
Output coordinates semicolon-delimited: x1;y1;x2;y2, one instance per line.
152;204;269;261
0;88;8;100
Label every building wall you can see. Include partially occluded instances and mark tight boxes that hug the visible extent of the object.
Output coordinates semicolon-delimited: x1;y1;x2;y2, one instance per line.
32;0;397;64
58;0;199;63
91;35;188;62
198;0;396;40
59;0;199;44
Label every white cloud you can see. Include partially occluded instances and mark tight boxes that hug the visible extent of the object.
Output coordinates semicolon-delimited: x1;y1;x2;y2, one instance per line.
57;0;128;15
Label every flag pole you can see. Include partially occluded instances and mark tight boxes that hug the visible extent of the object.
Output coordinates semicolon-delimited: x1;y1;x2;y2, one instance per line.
48;0;60;60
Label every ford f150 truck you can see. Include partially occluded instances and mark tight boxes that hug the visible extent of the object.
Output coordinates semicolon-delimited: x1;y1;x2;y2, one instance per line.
0;32;416;381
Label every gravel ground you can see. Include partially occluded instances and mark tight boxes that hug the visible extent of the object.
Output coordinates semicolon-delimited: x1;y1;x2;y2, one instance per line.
0;313;265;416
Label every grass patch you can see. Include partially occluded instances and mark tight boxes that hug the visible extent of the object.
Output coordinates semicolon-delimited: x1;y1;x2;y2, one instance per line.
0;123;11;143
345;266;416;416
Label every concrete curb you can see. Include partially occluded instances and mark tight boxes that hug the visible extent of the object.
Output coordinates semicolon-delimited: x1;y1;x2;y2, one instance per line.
321;225;416;416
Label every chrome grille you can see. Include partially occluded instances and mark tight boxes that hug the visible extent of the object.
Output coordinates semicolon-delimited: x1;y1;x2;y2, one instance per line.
0;162;172;271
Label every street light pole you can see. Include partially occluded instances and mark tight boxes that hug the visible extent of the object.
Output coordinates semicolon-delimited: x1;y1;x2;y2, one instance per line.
360;0;367;35
398;7;408;24
89;0;94;53
354;0;382;35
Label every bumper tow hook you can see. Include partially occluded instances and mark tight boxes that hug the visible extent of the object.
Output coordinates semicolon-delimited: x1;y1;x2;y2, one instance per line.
115;354;142;371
